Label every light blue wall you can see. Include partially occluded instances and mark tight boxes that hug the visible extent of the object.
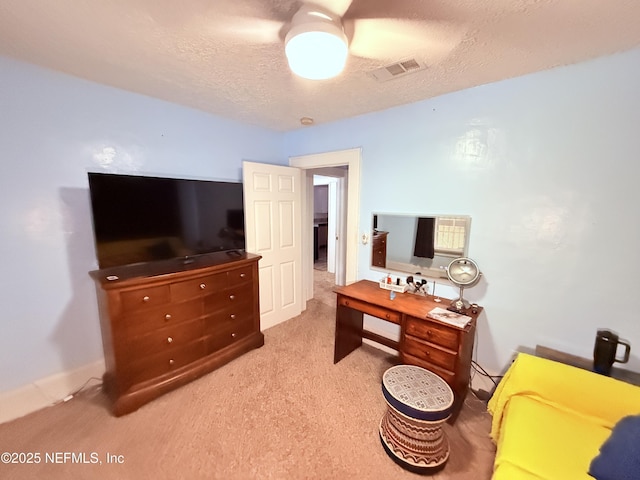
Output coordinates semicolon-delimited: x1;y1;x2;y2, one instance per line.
4;45;640;393
0;56;285;393
284;47;640;374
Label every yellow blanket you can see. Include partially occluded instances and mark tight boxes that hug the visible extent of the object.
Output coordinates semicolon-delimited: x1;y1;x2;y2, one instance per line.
488;353;640;443
487;353;640;479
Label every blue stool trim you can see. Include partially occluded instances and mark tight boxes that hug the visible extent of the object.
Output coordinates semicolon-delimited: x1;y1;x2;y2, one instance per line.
381;388;450;421
381;365;454;422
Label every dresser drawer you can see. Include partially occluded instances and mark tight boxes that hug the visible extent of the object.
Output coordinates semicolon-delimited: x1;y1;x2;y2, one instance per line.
120;285;170;312
405;317;459;350
403;335;457;371
338;296;401;324
205;318;254;354
123;339;206;388
203;302;254;334
118;318;204;363
171;272;228;301
118;299;203;337
226;265;254;285
203;288;254;315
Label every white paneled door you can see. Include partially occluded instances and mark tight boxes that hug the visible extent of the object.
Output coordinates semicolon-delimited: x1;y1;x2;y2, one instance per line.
243;161;302;331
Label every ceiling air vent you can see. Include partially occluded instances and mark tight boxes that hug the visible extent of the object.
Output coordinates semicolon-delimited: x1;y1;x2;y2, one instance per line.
368;58;426;82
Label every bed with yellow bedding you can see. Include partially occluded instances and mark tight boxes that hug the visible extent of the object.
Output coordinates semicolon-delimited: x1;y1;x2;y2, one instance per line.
488;353;640;480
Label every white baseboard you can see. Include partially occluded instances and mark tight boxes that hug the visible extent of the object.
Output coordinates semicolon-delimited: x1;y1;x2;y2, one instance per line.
362;338;398;356
362;316;400;356
0;359;105;424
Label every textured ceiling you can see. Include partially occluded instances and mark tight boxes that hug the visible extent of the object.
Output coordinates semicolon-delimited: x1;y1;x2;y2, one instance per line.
1;0;640;131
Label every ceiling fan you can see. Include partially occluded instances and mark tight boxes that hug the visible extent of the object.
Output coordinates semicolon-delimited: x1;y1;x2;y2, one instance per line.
210;0;467;79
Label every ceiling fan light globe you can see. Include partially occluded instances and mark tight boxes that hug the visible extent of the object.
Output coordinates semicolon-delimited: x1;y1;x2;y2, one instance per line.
285;20;348;80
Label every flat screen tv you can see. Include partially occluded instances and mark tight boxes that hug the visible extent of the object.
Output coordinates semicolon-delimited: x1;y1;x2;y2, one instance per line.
88;172;245;269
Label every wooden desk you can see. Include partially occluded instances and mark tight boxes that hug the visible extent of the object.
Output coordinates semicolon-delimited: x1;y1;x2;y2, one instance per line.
334;280;482;405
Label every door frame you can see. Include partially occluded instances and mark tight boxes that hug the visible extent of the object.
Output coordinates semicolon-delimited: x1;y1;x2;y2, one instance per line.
289;148;361;303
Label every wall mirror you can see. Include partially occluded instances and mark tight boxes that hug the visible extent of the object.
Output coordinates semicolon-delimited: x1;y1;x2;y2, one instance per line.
371;213;471;279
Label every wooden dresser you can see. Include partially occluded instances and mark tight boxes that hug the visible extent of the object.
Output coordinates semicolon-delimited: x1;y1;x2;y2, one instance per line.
371;231;388;268
90;252;263;416
334;280;481;408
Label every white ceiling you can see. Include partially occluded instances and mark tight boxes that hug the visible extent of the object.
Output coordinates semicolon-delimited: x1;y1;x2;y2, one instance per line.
1;0;640;132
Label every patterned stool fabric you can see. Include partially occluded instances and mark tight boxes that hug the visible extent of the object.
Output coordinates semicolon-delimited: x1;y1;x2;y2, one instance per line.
379;365;454;472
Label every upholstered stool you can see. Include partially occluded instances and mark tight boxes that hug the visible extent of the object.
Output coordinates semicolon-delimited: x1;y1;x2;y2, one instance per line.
379;365;454;473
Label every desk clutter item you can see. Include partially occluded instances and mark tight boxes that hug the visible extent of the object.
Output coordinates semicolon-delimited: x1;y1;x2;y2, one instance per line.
427;307;472;328
593;329;631;376
379;365;454;472
378;276;409;293
445;257;481;312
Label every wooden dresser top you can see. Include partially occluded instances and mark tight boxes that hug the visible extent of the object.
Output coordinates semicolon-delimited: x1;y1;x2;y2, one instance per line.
90;251;261;288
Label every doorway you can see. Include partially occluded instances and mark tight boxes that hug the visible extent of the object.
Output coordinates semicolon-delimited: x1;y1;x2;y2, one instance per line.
290;148;361;304
312;173;341;307
313;173;342;274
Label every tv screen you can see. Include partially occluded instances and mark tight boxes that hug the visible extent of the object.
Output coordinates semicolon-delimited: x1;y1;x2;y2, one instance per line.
88;172;245;269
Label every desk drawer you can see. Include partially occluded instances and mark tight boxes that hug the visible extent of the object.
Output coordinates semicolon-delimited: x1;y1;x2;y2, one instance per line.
402;352;455;386
403;335;457;371
405;316;459;350
338;296;400;324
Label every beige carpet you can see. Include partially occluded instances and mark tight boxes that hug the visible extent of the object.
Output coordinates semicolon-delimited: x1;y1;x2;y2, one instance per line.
0;271;496;479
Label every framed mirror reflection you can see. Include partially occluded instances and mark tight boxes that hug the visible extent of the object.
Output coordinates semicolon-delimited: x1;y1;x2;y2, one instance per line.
371;213;471;279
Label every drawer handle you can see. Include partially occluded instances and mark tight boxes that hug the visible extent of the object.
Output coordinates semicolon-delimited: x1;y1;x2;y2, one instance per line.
167;337;173;344
143;296;150;302
230;314;236;319
231;333;236;338
229;294;235;300
200;283;206;290
169;359;175;366
385;314;390;319
344;300;350;306
165;314;172;321
240;273;246;278
427;330;433;336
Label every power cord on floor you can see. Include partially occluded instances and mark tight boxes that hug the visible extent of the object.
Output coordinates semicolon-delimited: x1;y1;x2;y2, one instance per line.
54;377;103;405
471;360;503;388
468;326;504;403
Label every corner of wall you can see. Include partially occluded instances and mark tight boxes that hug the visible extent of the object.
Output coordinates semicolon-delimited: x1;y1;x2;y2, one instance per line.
0;359;105;424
